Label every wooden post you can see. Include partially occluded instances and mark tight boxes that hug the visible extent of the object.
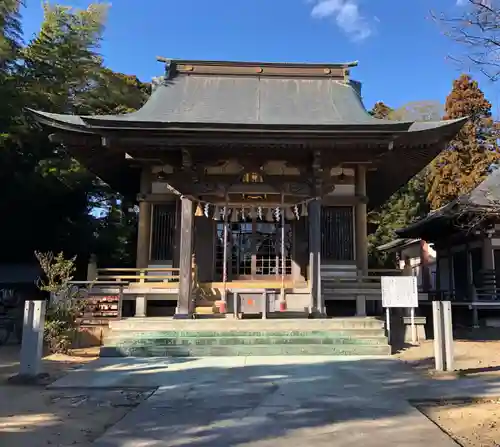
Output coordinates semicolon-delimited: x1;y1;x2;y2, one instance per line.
136;168;152;269
482;235;495;296
221;204;228;313
435;249;441;298
280;193;286;311
355;164;368;316
175;196;194;318
135;168;152;317
465;240;478;327
308;199;322;315
447;245;454;301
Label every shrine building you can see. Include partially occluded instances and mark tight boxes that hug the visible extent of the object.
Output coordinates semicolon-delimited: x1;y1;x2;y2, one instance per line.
29;58;466;320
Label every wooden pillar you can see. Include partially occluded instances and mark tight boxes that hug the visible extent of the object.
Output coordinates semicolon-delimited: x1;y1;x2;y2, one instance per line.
435;249;441;296
308;199;322;315
447;245;454;300
355;165;368;316
466;241;479;327
175;196;194;318
482;235;495;300
136;168;152;269
135;168;152;317
482;235;495;271
420;240;431;292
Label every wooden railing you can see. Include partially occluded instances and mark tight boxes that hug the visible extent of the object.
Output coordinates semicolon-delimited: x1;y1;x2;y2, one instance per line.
324;269;402;285
97;267;181;283
95;256;199;293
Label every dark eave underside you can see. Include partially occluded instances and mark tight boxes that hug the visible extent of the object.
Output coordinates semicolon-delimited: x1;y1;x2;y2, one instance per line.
396;169;500;239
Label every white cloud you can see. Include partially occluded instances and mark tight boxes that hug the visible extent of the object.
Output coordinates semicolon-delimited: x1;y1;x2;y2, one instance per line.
456;0;468;5
310;0;372;41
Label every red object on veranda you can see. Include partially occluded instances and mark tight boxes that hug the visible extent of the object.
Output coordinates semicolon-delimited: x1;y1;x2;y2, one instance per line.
279;301;287;312
218;301;226;314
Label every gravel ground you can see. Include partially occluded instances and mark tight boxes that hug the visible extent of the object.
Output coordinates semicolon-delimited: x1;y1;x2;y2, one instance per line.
0;345;153;446
399;339;500;447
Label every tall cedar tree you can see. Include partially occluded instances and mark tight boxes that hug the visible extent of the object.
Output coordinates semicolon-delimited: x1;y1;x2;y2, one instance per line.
426;74;499;210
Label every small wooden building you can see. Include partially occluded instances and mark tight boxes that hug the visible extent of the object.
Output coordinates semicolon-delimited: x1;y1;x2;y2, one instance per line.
29;58;465;319
397;168;500;325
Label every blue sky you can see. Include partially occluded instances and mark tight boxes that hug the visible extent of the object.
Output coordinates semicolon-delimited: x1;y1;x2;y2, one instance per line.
21;0;500;115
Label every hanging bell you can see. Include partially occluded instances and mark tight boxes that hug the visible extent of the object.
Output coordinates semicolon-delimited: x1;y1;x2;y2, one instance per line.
230;208;239;223
265;207;274;222
300;202;308;217
195;202;203;217
204;203;210;218
213;205;220;221
241;206;246;221
285;206;295;221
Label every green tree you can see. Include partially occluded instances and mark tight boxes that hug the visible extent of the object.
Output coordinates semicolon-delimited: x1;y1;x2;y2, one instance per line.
426;74;499;210
0;3;147;270
0;0;22;137
368;101;434;267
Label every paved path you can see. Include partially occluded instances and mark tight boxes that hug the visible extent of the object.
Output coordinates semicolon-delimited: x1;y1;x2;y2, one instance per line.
48;356;481;446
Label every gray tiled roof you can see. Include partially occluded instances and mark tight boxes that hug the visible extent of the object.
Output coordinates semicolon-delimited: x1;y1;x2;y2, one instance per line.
96;77;383;126
396;167;500;238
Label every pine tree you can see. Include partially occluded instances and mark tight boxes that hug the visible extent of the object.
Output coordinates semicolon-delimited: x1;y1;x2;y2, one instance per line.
0;3;148;265
22;3;107;113
0;0;22;137
426;74;499;209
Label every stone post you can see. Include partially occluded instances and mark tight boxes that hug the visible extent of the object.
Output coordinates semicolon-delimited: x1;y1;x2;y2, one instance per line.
19;300;46;378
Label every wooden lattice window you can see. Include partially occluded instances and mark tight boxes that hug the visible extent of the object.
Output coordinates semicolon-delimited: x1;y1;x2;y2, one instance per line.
150;203;176;261
321;206;354;261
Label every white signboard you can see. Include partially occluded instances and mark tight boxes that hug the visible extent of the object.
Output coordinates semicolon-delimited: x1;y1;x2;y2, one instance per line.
381;276;418;308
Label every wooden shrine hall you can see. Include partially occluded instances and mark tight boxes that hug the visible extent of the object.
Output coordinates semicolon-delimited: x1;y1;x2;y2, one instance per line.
29;58;466;319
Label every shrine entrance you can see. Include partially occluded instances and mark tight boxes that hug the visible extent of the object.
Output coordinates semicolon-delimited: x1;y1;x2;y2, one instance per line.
216;218;293;281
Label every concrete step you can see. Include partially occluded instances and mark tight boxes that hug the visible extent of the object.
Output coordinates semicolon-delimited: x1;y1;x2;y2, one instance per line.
109;317;385;331
194;306;217;315
101;343;391;357
105;335;388;346
105;329;386;339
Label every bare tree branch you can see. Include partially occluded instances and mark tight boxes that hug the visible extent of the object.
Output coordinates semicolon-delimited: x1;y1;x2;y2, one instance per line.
433;0;500;81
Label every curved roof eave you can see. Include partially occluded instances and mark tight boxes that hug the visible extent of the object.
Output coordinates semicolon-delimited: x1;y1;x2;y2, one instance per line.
27;107;467;137
26;109;93;134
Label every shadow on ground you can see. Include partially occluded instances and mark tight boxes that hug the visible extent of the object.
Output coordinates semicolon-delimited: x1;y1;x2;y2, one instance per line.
15;355;497;446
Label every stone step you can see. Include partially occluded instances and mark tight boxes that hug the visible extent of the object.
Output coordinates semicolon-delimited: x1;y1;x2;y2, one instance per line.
105;329;386;339
194;306;217;315
109;317;385;331
105;335;388;346
100;343;391;357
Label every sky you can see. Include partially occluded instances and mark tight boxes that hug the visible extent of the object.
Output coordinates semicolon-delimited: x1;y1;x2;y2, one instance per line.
21;0;500;115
